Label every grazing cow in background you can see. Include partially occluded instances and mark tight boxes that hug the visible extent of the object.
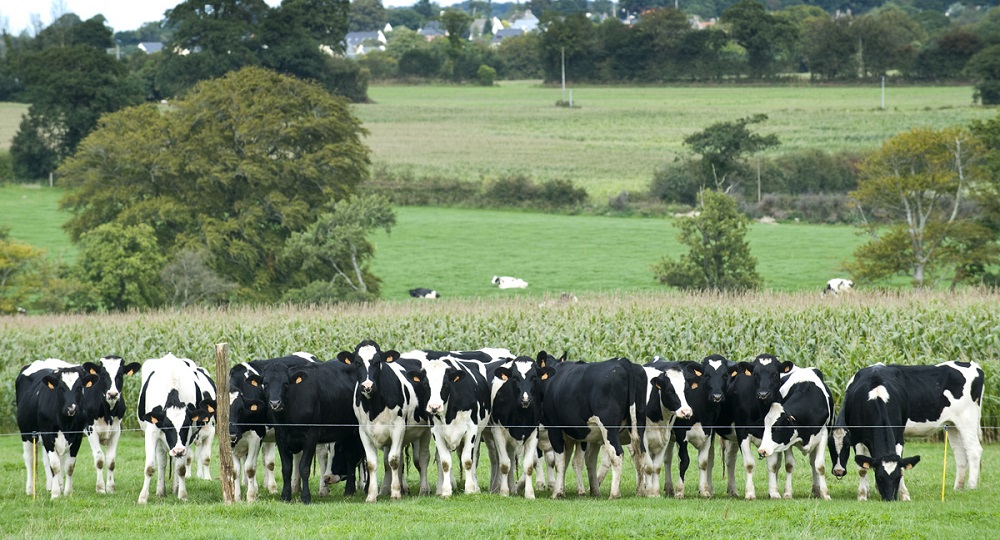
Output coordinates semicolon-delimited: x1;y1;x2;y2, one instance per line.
757;366;834;500
409;288;440;298
492;275;529;289
401;351;492;498
16;359;100;498
830;361;983;499
339;340;431;502
662;354;731;498
823;278;854;296
483;355;554;499
136;353;213;503
831;364;918;501
540;355;646;499
633;359;698;497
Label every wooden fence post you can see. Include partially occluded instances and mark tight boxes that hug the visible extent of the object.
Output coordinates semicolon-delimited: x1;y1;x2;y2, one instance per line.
215;342;235;504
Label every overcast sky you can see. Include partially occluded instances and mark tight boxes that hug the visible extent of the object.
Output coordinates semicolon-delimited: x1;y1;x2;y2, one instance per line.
1;1;456;35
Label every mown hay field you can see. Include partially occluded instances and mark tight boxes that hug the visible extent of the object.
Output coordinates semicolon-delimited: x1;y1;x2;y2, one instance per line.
355;82;992;198
0;291;997;537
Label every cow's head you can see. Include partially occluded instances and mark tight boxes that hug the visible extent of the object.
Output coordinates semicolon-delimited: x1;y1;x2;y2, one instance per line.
651;362;698;419
535;350;568;369
43;368;99;418
758;403;799;458
93;356;141;407
740;354;794;403
337;340;399;401
228;391;265;446
495;356;554;410
141;390;206;458
855;454;920;501
417;360;458;417
700;354;733;404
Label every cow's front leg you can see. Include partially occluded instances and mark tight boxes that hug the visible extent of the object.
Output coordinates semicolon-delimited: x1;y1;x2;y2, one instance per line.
766;452;782;500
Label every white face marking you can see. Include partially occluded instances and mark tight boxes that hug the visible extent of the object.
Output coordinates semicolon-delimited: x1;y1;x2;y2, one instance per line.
868;385;890;402
832;428;846;449
60;371;81;389
882;461;898;475
357;346;377;363
229;391;238;405
165;405;188;451
758;357;772;366
424;360;448;412
708;359;722;370
515;362;532;379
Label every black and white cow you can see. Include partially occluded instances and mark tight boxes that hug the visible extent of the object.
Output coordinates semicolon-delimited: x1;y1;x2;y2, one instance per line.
338;340;432;502
16;359;100;498
408;288;440;299
823;278;854;296
401;350;492;497
136;353;214;503
539;355;646;499
829;364;919;501
184;359;217;481
401;348;514;364
663;354;731;498
483;355;555;499
830;360;984;496
80;356;142;494
633;359;697;497
228;362;270;502
757;366;834;500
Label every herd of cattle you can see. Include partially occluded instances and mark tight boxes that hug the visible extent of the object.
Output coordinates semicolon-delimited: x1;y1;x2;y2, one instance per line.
15;343;984;504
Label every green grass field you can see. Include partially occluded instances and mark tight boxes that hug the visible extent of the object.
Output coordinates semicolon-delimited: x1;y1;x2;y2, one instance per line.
355;82;993;198
0;102;26;151
0;185;865;296
0;433;994;538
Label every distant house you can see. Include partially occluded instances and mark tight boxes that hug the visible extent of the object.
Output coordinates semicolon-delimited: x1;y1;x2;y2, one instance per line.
510;9;539;32
342;30;387;58
418;21;446;41
491;27;525;47
137;41;164;54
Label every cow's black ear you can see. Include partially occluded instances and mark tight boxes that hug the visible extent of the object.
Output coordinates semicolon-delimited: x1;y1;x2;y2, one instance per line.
124;362;142;376
855;455;873;470
902;456;921;470
737;361;754;377
652;375;663;389
558;352;568;363
384;350;400;363
406;369;426;384
781;361;795;373
684;363;703;380
537;366;555;381
246;399;265;413
494;366;512;381
248;374;263;387
83;373;99;388
143;406;165;425
450;370;466;384
535;351;549;366
337;351;353;365
291;371;308;385
82;362;101;375
42;374;60;390
201;398;217;414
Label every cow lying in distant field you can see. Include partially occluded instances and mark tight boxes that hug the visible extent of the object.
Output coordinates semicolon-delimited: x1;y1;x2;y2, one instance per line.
492;276;528;289
823;278;854;296
409;288;440;299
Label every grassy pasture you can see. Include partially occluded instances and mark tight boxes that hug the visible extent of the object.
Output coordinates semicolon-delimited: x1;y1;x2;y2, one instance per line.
355;82;993;198
0;102;26;151
0;184;77;262
0;433;995;538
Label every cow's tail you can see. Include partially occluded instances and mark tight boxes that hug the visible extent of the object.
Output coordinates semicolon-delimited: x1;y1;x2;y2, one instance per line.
622;358;646;454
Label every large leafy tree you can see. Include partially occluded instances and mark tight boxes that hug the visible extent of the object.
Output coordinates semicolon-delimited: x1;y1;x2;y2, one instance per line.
847;127;990;288
722;0;798;79
10;17;143;179
683;113;780;192
58;67;370;302
75;223;166;311
652;190;761;292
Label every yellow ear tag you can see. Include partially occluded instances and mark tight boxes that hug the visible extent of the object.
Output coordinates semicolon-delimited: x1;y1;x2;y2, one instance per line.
690;382;699;389
452;374;461;383
744;369;751;377
540;373;548;381
784;365;791;373
345;358;352;365
250;404;259;411
89;368;98;374
788;415;796;422
730;371;737;378
294;376;303;384
500;374;508;381
192;416;200;423
149;416;158;425
412;375;421;382
694;370;702;377
86;381;94;388
46;381;55;390
251;380;258;387
862;462;870;469
207;405;215;413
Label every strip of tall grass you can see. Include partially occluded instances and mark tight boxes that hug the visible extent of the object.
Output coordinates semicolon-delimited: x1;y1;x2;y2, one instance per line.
1;290;997;434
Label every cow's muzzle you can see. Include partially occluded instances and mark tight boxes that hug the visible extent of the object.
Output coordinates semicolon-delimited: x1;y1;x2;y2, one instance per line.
269;400;284;412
